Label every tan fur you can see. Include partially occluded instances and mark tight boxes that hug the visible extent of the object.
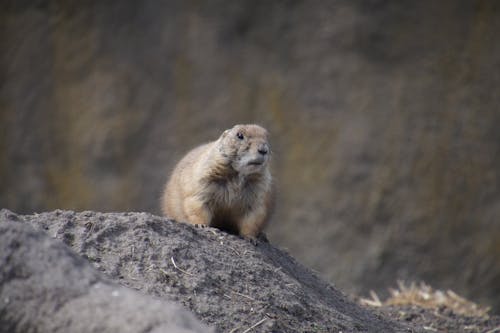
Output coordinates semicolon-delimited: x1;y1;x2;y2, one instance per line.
161;124;274;239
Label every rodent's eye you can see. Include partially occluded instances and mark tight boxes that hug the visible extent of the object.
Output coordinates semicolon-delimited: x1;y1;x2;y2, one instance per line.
236;132;244;140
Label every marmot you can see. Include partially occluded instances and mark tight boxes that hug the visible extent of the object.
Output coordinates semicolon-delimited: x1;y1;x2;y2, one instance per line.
161;124;274;241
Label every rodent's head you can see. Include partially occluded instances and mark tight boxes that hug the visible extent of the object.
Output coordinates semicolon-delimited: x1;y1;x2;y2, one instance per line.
218;124;271;175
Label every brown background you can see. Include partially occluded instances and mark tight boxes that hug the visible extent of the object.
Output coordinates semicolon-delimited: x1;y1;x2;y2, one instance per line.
1;1;499;312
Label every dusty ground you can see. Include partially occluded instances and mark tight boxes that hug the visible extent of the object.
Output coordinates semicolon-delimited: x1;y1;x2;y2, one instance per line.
1;209;498;332
359;281;500;332
375;305;500;333
0;211;212;333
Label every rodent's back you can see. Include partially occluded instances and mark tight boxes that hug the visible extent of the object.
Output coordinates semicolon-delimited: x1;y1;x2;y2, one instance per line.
161;142;214;221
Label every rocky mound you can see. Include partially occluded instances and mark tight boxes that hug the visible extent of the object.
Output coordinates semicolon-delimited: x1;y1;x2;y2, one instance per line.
0;209;410;333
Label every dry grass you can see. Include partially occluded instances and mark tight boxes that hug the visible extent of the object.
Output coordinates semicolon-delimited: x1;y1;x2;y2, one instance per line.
360;281;490;318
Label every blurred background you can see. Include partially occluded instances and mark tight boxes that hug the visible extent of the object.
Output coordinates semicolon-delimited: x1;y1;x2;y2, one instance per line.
1;0;499;312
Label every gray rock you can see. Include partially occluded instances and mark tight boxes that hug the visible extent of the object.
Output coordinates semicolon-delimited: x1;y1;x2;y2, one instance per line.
0;209;412;332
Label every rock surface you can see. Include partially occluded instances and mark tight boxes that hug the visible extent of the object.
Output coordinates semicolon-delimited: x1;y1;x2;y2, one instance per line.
0;209;411;333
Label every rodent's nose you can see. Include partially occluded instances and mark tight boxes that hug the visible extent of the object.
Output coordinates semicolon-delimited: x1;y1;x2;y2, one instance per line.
258;144;268;156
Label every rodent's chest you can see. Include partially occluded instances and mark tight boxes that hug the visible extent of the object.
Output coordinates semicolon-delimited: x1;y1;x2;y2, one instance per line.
203;179;256;211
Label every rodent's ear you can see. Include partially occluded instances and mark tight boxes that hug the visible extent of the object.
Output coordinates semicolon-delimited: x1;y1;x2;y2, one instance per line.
221;129;230;138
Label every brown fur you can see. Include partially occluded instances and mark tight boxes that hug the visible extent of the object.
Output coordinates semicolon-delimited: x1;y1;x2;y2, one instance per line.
161;124;274;239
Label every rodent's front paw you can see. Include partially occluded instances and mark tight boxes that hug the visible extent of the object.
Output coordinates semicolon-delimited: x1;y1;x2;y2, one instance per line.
242;236;258;246
257;232;269;243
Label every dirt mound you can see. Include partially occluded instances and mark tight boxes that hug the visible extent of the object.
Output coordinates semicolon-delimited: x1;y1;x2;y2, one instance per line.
0;209;409;332
0;210;212;333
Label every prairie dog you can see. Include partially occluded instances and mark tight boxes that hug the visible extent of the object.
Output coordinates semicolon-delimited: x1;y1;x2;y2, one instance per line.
161;124;274;240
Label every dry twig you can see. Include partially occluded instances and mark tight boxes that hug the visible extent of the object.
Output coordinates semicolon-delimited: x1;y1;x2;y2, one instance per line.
170;256;193;276
360;281;490;318
241;318;267;333
485;326;500;333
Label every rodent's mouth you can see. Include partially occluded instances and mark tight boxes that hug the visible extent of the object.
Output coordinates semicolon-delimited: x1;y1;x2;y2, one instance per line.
242;156;267;170
247;161;264;166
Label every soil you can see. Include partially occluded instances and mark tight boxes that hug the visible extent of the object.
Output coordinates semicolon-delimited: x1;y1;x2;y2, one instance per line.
1;209;499;333
0;210;212;333
374;305;500;333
